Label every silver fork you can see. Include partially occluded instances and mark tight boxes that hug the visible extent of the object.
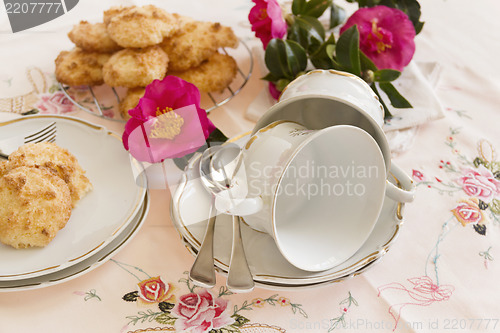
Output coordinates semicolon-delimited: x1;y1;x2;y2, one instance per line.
0;122;57;159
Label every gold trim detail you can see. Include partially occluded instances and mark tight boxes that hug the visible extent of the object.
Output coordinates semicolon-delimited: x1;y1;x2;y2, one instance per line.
244;120;301;150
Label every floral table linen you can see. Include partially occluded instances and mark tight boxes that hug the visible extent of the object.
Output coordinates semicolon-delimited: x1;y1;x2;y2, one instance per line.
1;0;500;332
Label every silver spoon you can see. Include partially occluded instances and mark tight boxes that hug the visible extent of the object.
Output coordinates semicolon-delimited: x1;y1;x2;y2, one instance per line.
188;146;224;289
211;145;255;293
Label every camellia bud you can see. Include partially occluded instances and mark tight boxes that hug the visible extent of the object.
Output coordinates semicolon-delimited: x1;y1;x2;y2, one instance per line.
362;70;375;84
276;79;290;91
284;13;295;26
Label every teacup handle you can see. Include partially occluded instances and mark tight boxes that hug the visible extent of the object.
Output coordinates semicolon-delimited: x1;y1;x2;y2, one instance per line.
385;164;416;203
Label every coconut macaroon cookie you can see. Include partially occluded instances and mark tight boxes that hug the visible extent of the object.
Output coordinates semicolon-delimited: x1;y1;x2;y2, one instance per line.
68;21;122;53
160;20;239;71
106;5;180;48
103;46;168;88
8;142;93;207
170;52;237;93
55;48;111;86
0;166;72;249
119;87;146;120
103;5;134;26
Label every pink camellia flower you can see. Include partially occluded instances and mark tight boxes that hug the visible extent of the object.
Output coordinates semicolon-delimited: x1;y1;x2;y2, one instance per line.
340;5;416;71
34;91;74;114
171;289;234;333
137;276;176;305
456;165;500;203
249;0;287;49
122;76;216;163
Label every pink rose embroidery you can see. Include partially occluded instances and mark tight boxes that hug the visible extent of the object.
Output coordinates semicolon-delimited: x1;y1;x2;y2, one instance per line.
340;5;416;71
456;165;500;203
34;91;74;114
137;276;176;305
249;0;287;49
171;289;234;333
451;198;487;227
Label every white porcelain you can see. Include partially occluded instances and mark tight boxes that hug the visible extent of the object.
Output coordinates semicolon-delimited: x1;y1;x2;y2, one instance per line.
252;70;416;203
0;115;147;281
233;122;387;271
253;69;390;172
170;134;410;285
0;193;149;292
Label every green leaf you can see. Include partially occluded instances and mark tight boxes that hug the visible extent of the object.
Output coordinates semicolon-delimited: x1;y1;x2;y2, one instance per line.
357;0;382;6
309;34;338;69
292;0;306;15
261;72;280;82
329;3;346;29
473;224;487;236
374;69;401;82
155;312;177;325
336;25;361;76
265;39;308;80
360;52;378;72
232;314;250;327
490;199;500;214
122;291;139;302
301;0;332;18
371;83;392;118
159;302;175;313
206;128;228;146
379;82;413;108
287;15;325;53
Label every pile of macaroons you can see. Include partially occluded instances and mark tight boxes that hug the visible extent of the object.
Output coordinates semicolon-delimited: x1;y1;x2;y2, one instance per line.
55;5;239;119
0;143;92;249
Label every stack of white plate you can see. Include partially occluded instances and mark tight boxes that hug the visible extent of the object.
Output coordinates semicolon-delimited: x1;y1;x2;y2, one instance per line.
0;115;149;292
170;134;407;290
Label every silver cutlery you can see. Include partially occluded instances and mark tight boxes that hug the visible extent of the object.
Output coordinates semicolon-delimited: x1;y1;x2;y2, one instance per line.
0;121;57;159
188;146;224;289
211;145;254;293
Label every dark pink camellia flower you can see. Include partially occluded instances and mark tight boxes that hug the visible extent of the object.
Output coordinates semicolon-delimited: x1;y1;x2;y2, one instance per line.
122;76;216;163
340;5;416;71
249;0;287;49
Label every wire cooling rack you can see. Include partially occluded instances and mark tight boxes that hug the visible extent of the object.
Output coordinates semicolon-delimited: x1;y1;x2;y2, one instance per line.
59;39;253;122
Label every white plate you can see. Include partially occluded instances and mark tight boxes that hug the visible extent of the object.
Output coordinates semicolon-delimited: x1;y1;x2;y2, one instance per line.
170;134;407;287
0;192;149;292
0;115;147;280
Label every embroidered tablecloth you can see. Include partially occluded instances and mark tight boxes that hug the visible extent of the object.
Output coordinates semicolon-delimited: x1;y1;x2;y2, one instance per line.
1;0;499;332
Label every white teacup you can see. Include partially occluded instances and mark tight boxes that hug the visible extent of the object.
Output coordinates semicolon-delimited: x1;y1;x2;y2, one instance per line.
253;69;391;174
217;121;391;272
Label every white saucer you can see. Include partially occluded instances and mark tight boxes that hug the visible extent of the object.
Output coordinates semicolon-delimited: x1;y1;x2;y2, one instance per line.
170;134;407;287
0;115;147;280
0;192;149;292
